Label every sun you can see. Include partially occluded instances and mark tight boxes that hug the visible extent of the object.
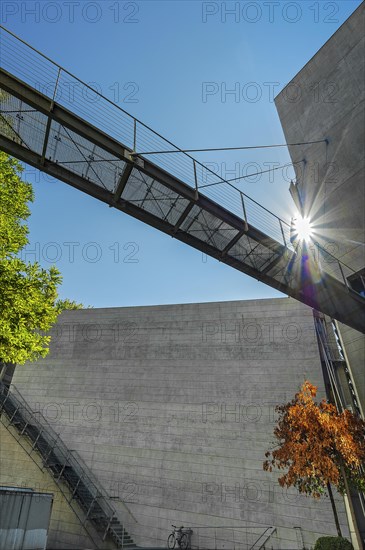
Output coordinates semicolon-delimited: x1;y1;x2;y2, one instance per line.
293;216;313;242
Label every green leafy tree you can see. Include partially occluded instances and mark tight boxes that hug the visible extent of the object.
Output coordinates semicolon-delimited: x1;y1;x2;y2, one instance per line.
0;89;21;143
55;299;85;313
0;151;83;366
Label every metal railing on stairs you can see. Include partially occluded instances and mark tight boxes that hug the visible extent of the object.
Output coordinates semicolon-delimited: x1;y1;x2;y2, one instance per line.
313;314;365;547
0;381;136;549
183;524;277;549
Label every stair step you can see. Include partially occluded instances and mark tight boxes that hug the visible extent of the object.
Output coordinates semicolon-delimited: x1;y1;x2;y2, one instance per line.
0;383;136;550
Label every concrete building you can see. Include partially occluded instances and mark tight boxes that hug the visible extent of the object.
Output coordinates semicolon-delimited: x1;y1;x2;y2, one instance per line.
274;5;365;545
275;2;365;414
0;4;363;550
3;298;352;549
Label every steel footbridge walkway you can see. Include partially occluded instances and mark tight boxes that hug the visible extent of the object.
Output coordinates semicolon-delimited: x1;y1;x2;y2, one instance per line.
0;26;364;333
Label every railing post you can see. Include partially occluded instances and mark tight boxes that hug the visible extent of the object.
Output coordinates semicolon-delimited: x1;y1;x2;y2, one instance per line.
240;192;249;232
193;160;199;200
30;427;43;453
53;67;61;101
279;218;287;247
84;495;97;524
57;449;70;481
69;480;80;502
42;433;60;466
103;512;114;541
9;404;21;423
338;260;349;290
0;396;10;416
20;420;29;435
133;119;137;152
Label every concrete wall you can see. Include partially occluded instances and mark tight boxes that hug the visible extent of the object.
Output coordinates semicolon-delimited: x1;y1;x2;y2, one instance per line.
275;3;365;418
11;298;350;549
275;3;364;271
0;421;114;549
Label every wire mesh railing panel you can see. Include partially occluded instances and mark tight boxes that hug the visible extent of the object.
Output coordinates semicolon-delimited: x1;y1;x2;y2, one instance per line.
0;90;48;153
214;222;241;251
228;235;261;270
178;204;241;251
46;121;126;192
250;245;278;271
122;167;191;225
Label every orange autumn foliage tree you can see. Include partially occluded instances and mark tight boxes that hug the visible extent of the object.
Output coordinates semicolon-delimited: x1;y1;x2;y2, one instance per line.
263;381;365;498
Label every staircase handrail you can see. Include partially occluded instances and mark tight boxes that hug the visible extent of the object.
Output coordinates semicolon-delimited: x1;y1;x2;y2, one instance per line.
0;381;117;521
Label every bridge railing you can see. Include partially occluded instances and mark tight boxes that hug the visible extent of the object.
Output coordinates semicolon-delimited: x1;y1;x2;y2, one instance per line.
0;25;363;296
0;24;296;246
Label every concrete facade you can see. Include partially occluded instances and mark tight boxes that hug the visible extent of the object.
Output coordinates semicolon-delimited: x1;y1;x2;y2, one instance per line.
275;3;364;271
275;4;365;415
0;421;114;549
10;298;350;549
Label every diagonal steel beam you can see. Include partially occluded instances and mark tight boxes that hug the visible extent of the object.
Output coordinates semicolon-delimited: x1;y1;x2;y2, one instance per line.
112;162;134;204
261;251;285;274
173;202;195;233
221;228;247;256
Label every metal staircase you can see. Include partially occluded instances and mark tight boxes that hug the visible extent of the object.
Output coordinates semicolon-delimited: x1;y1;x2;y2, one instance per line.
0;381;136;549
313;313;365;547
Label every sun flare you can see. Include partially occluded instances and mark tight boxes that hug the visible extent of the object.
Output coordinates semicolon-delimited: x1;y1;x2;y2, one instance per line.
294;216;313;242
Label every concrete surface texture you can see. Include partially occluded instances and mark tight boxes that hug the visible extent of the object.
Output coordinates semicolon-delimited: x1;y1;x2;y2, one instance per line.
275;3;364;272
0;422;113;549
11;297;350;549
275;3;365;429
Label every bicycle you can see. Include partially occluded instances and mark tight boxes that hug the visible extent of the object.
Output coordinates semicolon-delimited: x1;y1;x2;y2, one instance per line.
167;525;191;549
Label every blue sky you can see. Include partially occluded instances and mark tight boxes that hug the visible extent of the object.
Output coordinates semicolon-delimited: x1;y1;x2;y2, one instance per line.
1;0;362;307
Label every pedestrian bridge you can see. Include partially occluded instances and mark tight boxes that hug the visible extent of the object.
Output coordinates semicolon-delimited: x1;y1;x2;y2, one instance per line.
0;25;364;333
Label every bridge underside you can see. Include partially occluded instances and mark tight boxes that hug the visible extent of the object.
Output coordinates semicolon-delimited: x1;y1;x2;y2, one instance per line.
0;68;364;333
